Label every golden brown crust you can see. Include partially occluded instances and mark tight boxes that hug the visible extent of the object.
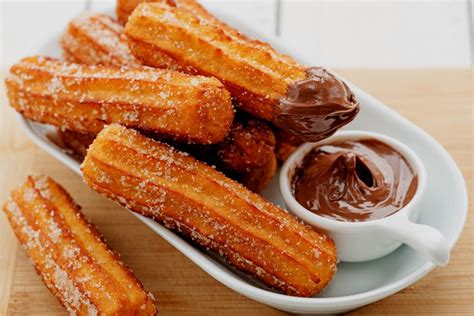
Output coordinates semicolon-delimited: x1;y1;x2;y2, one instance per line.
57;129;95;160
6;56;233;144
2;175;156;315
216;117;276;172
60;12;140;67
116;0;216;25
122;0;278;76
238;153;277;193
127;37;197;72
81;124;337;297
125;2;307;121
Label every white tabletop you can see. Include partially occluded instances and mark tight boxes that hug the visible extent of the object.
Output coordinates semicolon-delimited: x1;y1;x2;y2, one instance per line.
1;0;472;68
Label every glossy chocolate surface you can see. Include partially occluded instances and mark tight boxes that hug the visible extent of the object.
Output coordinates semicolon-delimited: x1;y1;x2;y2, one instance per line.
274;67;359;142
291;139;418;222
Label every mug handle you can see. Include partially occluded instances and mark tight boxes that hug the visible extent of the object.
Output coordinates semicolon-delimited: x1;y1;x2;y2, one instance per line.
381;215;450;266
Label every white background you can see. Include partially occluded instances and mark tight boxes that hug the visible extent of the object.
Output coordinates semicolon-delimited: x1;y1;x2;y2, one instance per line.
1;0;473;68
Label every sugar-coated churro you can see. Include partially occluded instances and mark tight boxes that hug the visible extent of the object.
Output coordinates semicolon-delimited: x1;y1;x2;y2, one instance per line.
125;3;359;142
6;56;233;144
2;175;157;315
82;124;337;297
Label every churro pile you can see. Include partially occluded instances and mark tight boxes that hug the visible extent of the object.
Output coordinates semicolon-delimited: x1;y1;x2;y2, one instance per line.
4;1;357;310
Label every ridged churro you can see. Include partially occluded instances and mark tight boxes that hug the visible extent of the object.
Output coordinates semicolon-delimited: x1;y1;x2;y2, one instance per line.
6;56;233;144
2;175;157;315
125;3;359;142
60;12;140;67
82;124;337;297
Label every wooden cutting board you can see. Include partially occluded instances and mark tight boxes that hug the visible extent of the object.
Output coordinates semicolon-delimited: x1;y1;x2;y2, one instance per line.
1;69;472;315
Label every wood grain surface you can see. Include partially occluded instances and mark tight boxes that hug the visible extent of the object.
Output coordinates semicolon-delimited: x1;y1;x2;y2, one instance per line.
0;69;472;315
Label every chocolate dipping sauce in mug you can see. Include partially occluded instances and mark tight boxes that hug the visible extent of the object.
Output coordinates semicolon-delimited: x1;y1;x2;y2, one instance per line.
291;139;418;222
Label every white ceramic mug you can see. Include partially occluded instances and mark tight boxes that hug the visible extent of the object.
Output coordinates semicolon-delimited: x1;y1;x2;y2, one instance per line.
280;130;450;266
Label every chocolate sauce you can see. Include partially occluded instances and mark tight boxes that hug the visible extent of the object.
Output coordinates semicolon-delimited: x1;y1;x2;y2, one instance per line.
273;67;359;142
291;139;418;222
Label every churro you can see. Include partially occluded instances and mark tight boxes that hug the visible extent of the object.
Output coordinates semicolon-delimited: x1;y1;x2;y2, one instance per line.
6;56;233;144
82;124;337;297
2;175;157;315
125;3;359;142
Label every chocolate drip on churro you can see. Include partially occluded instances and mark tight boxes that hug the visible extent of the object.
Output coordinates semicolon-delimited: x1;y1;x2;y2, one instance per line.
274;67;359;142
